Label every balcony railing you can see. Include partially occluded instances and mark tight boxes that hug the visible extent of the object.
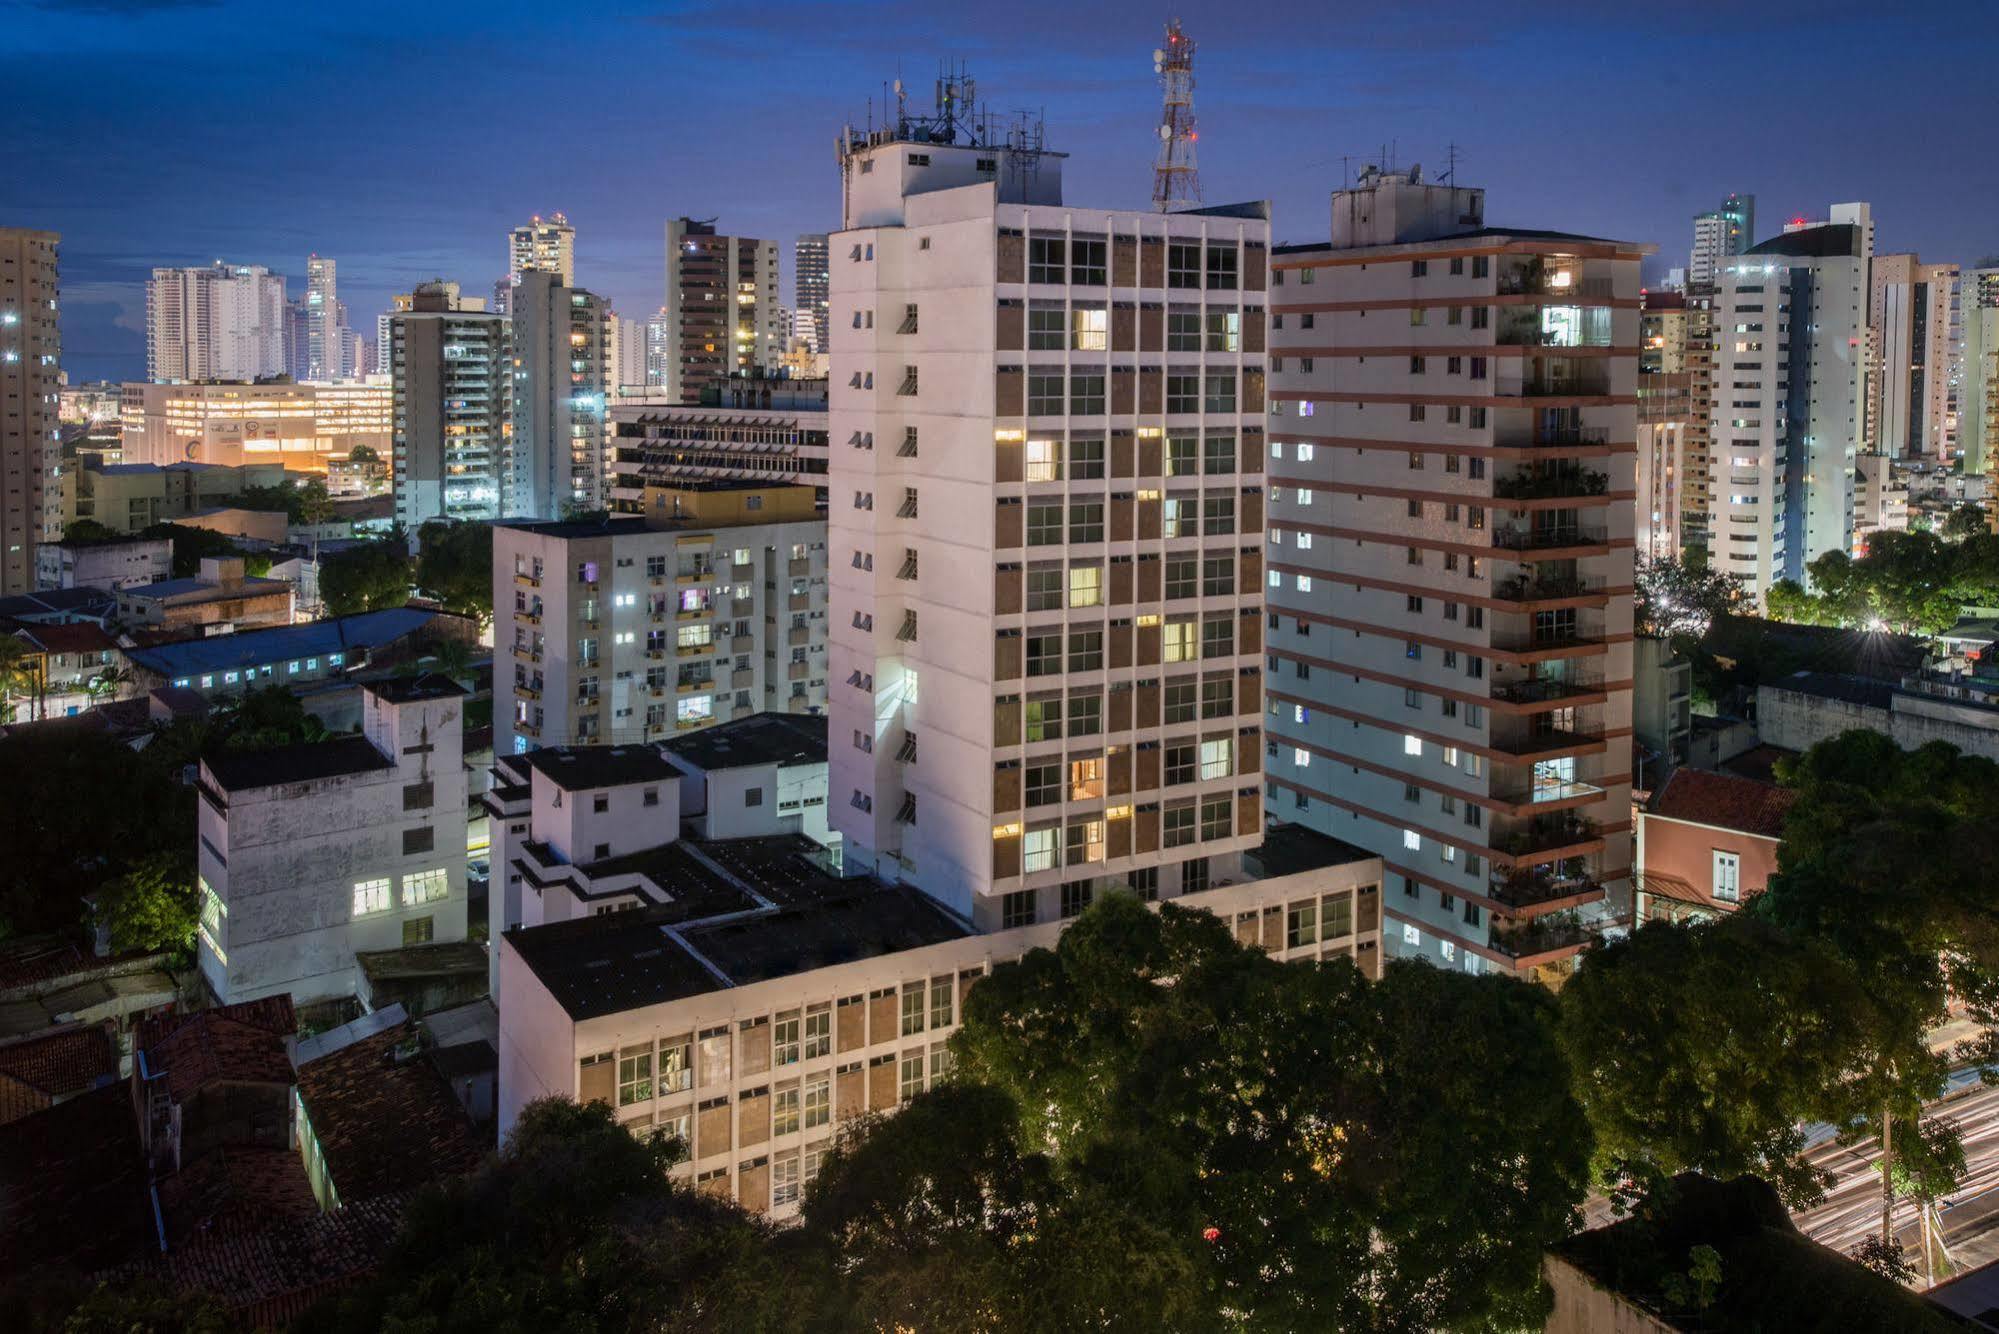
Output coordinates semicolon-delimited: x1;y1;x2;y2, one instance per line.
1488;724;1604;757
1489;627;1603;655
1499;425;1610;449
1491;858;1603;908
1491;573;1602;603
1492;470;1609;501
1491;525;1609;552
1488;910;1598;959
1500;375;1612;398
1490;675;1603;705
1495;814;1600;859
1492;778;1607;808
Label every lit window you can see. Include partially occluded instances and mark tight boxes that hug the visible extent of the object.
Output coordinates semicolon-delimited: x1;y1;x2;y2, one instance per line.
352;878;391;916
1297;443;1315;461
1293;747;1309;767
402;867;449;906
1296;575;1312;592
1403;922;1421;946
1404;734;1423;756
1024;827;1058;873
1403;829;1421;851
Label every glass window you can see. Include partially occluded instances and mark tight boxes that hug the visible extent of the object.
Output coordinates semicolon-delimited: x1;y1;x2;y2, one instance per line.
1028;236;1066;284
1163;619;1198;663
804;1073;831;1128
1199;736;1233;780
1167;311;1201;351
1023;828;1058;873
1028;307;1065;349
1025;438;1061;481
772;1153;802;1206
352;878;390;917
773;1084;801;1135
900;1052;926;1102
401;867;449;906
1072;306;1108;350
1069;566;1102;607
1287;901;1319;948
902;983;926;1036
774;1013;801;1066
618;1047;653;1106
930;978;954;1030
1205;309;1240;352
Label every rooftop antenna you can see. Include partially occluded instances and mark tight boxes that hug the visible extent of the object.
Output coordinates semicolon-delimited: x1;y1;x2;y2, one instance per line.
1151;18;1201;212
1441;142;1463;185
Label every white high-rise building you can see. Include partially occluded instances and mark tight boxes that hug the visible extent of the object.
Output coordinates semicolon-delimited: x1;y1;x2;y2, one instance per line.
391;282;509;527
306;254;339;381
1263;166;1647;981
145;262;288;383
795;232;829;354
1689;193;1755;287
826;88;1272;930
510;212;576;286
1709;205;1870;599
606;311;649;396
1964;266;1999;482
509;269;609;517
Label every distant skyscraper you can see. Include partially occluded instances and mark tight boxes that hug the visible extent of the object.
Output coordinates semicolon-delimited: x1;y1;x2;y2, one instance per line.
1690;193;1755;287
605;311;648;395
794;232;828;353
283;298;310;380
663;218;782;403
1870;254;1958;461
510;269;609;516
0;227;60;594
145;261;287;382
644;308;670;387
509;213;576;286
391;282;508;527
306;254;338;380
376;292;413;377
1964;266;1999;482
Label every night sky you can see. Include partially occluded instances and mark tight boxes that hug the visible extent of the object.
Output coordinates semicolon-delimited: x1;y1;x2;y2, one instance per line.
6;0;1995;383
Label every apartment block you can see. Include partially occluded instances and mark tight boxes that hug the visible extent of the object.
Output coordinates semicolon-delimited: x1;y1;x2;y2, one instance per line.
1870;254;1958;462
1967;267;1999;486
305;255;339;381
662;219;783;404
0;228;59;596
1262;166;1647;983
1638;290;1693;562
145;262;287;383
825;101;1272;929
509;269;610;516
509;212;576;286
119;379;389;471
1689;192;1754;288
391;281;509;527
492;486;828;757
795;233;830;354
196;676;470;1004
1711;210;1870;598
609;376;828;508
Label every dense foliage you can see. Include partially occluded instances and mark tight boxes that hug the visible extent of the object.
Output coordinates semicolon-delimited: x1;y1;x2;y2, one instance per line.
415;518;495;623
319;534;413;616
1766;527;1999;635
1635;554;1744;639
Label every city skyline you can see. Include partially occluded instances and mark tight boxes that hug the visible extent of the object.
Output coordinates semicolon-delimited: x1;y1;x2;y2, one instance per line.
6;0;1995;382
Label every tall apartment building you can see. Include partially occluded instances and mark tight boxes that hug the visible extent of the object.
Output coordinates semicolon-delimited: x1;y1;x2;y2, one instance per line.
606;311;650;395
119;380;389;470
826;100;1272;932
0;228;60;596
1710;210;1870;599
1638;290;1692;562
795;233;830;354
509;269;609;516
491;486;828;757
1965;266;1999;483
145;262;288;383
1870;254;1958;461
390;281;509;527
644;308;672;388
610;375;829;508
305;255;339;381
1262;168;1647;982
662;219;783;403
509;212;576;286
376;292;413;377
1690;193;1755;287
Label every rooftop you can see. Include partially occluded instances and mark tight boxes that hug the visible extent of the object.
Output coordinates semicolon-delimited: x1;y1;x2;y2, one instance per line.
1242;821;1380;880
1649;768;1797;840
1745;223;1865;261
1767;669;1895;710
17;622;118;655
295;1015;483;1201
520;743;680;793
661;710;827;771
1274;225;1641;257
121;574;290;603
365;672;467;704
0;1081;152;1276
125;606;452;678
0;1021;118;1122
138;995;298;1102
203;734;394;794
156;1144;319;1244
0;586;116;620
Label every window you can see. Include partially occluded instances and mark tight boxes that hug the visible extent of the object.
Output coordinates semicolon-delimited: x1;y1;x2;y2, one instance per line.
352;878;390;916
930;978;953;1030
1200;616;1233;659
1070;757;1105;801
1199;736;1233;780
1165;741;1197;786
1128;867;1159;901
402;867;449;906
774;1013;801;1066
804;1073;831;1128
1183;857;1211;893
1071;238;1107;285
1028;235;1066;284
1002;888;1037;927
1205;246;1238;289
1203;433;1237;474
618;1047;653;1106
902;984;926;1036
1200;795;1231;840
1026;632;1063;676
745;786;764;808
1025;437;1061;481
1202;556;1234;597
402;826;434;856
1028;373;1065;415
900;1052;926;1102
1205;308;1240;352
1204;371;1236;414
1072;306;1108;350
1201;676;1232;718
1025;697;1062;742
1067;693;1101;736
1069;566;1102;607
1163;802;1196;848
1028;502;1064;545
1070;436;1105;478
1713;850;1742;903
1061;879;1094;917
772;1153;802;1207
1026;762;1062;806
1287;901;1319;948
1069;501;1104;543
1164;619;1198;663
804;1008;831;1060
1070;375;1105;415
1167;373;1201;414
1023;827;1058;873
1168;242;1201;288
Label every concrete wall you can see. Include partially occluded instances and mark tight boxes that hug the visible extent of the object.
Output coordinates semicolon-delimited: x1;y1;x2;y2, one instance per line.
1754;683;1999;763
1543;1254;1676;1334
1637;811;1780;911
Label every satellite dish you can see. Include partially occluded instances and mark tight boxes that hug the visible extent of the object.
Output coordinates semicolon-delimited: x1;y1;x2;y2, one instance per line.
1153;48;1165;62
1159;124;1172;140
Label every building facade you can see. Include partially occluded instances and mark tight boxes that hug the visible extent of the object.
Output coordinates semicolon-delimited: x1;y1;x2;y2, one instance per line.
1870;254;1959;462
509;213;575;286
661;219;783;404
1634;767;1791;925
119;380;390;471
0;228;59;596
390;282;509;527
825;105;1272;932
609;376;829;508
1965;267;1999;485
509;269;609;517
794;233;829;354
1689;192;1754;287
1638;291;1692;562
492;490;828;757
196;677;470;1005
145;262;288;383
1262;168;1646;983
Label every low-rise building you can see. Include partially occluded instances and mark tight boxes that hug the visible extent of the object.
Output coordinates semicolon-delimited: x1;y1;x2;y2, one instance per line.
115;556;294;636
123;606;475;702
1757;667;1999;764
661;711;830;844
1853;454;1910;553
0;1021;119;1126
1634;768;1793;924
1631;636;1692;769
118;379;391;472
12;621;128;718
497;820;1383;1217
493;486;828;756
196;676;470;1005
63;460;291;535
609;377;829;511
35;535;171;591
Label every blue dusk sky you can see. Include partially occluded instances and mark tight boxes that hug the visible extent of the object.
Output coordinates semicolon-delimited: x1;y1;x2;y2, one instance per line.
3;0;1995;382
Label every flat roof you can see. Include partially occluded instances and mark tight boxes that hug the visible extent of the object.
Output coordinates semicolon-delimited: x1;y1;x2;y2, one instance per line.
1768;670;1894;710
1242;822;1381;880
125;606;447;678
204;735;394;793
121;574;290;602
1274;225;1641;257
508;834;971;1020
520;744;680;793
661;711;827;771
365;672;466;704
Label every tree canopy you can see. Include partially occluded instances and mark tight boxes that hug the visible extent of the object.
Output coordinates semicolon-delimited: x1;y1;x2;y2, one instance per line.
1765;528;1999;635
1636;555;1744;639
140;523;272;579
319;534;412;616
237;476;336;526
415;519;494;623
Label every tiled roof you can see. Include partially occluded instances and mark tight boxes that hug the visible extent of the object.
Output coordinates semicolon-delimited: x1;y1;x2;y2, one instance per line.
1650;768;1797;840
17;622;118;656
107;1191;409;1326
0;936;87;992
0;1081;152;1276
0;1022;117;1109
139;997;297;1102
157;1145;320;1245
296;1018;483;1201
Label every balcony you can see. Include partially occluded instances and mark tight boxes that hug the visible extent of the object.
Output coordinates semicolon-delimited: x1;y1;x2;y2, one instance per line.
1490;674;1603;705
1488;723;1604;758
1491;777;1607;810
1487;909;1598;962
1492;469;1609;502
1490;573;1603;604
1489;626;1604;655
1490;524;1609;553
1494;813;1601;861
1497;372;1612;399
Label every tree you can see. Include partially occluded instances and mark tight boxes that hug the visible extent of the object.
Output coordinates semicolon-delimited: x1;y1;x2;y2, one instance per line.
301;1096;799;1333
59;518;121;545
1559;916;1867;1208
1943;503;1988;543
0;633;38;722
208;684;331;750
141;523;271;579
347;444;380;464
1635;556;1743;639
236;476;336;526
318;535;412;617
415;519;494;623
97;851;199;956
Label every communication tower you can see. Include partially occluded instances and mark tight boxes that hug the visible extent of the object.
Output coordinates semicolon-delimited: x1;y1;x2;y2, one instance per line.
1151;19;1201;211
